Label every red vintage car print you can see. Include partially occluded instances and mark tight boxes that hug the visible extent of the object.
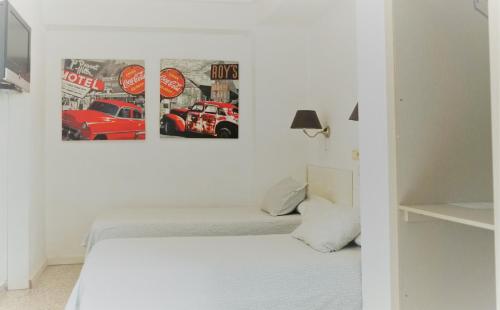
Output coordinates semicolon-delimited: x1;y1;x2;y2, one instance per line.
161;101;238;138
62;99;145;140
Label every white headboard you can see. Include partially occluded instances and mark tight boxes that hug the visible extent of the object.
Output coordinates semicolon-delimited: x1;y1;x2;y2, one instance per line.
307;165;354;207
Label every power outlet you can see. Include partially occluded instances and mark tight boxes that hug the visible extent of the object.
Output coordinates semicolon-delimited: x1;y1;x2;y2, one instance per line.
352;150;360;161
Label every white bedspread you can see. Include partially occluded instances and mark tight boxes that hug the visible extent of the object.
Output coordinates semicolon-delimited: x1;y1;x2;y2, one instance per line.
83;207;301;255
67;235;361;310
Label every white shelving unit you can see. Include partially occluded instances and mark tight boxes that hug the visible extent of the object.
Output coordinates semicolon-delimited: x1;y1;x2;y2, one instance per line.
393;0;496;308
399;204;494;231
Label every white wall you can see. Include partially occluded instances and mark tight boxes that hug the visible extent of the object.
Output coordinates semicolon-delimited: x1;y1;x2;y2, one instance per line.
0;0;46;289
43;2;310;262
253;25;309;199
41;0;256;31
394;0;495;309
0;91;9;288
45;29;255;262
253;0;350;196
305;0;358;204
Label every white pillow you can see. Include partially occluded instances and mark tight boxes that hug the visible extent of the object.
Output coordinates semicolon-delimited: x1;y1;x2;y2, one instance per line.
354;234;362;247
297;195;336;214
261;177;307;216
292;199;360;252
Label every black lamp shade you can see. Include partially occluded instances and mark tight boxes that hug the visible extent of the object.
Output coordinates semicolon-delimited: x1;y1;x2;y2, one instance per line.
349;104;359;121
290;110;322;129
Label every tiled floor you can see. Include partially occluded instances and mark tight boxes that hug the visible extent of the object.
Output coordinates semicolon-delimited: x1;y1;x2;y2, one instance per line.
0;265;82;310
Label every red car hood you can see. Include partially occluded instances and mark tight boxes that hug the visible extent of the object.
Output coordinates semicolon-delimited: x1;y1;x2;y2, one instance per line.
62;110;114;125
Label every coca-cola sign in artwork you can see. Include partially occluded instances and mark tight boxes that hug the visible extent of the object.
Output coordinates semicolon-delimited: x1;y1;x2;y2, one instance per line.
160;68;185;99
61;59;146;141
160;59;240;139
119;65;145;96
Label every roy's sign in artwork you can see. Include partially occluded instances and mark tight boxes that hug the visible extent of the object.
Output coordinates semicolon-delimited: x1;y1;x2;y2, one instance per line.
61;59;146;141
210;64;239;80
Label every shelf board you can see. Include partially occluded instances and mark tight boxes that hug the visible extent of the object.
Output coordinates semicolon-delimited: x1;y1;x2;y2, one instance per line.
399;204;495;231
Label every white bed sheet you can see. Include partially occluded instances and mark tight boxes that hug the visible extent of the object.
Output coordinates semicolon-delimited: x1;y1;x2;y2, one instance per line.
83;207;301;255
67;235;361;310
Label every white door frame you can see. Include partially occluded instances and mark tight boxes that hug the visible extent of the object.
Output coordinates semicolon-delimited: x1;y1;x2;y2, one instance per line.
357;0;399;309
5;96;30;290
488;0;500;308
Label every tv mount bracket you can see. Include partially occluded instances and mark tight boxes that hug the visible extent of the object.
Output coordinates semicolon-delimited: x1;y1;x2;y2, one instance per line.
0;81;22;92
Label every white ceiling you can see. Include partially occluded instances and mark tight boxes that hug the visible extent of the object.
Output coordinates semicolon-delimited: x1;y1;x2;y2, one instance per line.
256;0;332;25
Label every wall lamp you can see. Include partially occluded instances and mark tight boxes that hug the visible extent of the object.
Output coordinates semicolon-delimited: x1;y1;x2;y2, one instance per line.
290;110;330;138
349;103;359;121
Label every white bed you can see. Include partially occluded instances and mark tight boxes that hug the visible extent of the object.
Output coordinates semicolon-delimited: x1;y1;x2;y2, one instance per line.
83;166;354;255
67;235;362;310
83;207;301;255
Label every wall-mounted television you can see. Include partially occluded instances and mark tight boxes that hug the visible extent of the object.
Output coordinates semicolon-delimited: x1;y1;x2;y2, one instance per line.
0;1;31;92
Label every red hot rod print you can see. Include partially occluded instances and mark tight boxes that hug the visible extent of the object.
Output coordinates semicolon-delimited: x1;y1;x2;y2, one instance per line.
62;99;145;140
61;59;146;141
161;101;239;138
160;59;239;139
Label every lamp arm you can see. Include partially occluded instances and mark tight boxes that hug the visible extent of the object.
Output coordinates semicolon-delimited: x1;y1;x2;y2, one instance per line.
302;126;330;138
302;129;321;138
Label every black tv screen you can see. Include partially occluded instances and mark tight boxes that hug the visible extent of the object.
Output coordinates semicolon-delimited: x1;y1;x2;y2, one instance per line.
6;10;30;83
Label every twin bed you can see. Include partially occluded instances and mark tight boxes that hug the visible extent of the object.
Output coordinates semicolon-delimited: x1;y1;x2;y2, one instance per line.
67;166;361;310
83;207;301;255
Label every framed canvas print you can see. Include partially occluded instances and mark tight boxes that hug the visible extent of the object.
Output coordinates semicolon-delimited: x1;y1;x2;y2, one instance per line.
61;59;146;141
159;59;239;139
